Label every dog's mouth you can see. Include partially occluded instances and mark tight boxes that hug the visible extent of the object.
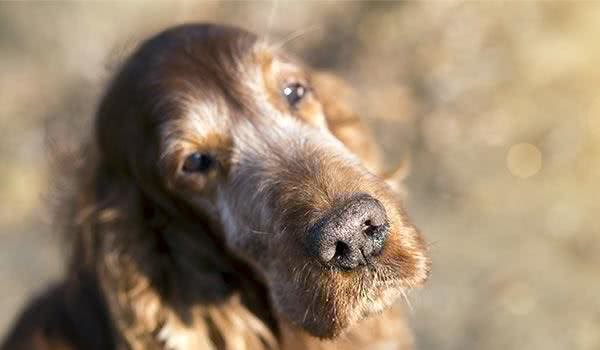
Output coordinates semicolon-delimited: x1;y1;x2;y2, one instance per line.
272;267;404;338
221;196;429;339
268;222;428;339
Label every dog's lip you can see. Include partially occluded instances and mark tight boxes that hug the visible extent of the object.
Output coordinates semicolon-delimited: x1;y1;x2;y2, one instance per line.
310;240;403;272
313;253;380;272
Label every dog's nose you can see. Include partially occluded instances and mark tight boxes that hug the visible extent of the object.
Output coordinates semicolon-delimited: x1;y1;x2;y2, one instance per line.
307;193;389;270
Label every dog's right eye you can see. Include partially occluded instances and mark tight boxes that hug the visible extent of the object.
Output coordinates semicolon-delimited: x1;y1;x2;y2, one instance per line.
283;82;307;107
182;152;215;173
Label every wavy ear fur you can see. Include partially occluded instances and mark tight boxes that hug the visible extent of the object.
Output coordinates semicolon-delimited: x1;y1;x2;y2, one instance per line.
55;143;278;349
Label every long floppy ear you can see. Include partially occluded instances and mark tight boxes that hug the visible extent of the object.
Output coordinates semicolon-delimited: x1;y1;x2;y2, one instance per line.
311;71;383;174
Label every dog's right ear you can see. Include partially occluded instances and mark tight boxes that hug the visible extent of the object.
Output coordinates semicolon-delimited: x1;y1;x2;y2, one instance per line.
311;71;383;174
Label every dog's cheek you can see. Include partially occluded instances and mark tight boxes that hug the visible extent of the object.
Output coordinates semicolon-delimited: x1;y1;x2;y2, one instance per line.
378;223;430;287
268;271;340;338
222;225;271;269
216;198;270;266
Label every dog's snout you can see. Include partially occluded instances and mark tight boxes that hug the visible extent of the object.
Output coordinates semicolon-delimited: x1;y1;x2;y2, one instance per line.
307;194;389;270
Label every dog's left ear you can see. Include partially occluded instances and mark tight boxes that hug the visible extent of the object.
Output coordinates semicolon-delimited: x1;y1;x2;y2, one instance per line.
311;71;412;198
383;154;411;199
311;71;383;174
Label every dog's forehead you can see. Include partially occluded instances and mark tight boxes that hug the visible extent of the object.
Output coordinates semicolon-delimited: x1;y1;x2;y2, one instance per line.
163;42;301;104
156;41;300;145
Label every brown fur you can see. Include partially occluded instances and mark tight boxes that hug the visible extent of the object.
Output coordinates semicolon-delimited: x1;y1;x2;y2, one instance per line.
1;24;430;350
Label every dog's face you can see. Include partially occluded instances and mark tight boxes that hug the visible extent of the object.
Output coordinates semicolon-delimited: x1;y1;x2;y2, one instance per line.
97;24;429;338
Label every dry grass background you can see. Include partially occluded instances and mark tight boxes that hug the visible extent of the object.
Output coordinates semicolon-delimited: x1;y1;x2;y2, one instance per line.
1;1;599;349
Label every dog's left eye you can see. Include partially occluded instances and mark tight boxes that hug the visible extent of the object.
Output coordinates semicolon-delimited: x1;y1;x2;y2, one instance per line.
182;152;215;173
283;83;307;107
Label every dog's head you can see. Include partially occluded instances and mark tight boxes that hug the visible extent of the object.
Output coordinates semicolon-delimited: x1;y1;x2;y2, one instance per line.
96;24;429;338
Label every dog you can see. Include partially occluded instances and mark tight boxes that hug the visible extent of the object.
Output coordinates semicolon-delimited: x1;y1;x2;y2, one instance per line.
1;24;430;350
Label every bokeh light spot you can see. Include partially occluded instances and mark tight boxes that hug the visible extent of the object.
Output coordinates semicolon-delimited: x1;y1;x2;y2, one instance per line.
507;143;542;178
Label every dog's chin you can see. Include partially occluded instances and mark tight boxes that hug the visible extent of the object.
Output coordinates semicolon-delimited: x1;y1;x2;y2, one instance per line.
271;272;405;339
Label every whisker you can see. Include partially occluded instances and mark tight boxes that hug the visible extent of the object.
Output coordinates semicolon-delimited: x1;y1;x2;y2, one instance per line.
264;0;280;44
400;289;414;314
249;229;273;235
271;25;321;52
426;240;440;248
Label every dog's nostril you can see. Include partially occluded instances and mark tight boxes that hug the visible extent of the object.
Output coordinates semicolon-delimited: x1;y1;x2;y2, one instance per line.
334;241;350;260
363;224;378;237
363;219;384;237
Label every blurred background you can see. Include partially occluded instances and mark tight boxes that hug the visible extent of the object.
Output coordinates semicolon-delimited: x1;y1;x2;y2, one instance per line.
1;1;599;349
